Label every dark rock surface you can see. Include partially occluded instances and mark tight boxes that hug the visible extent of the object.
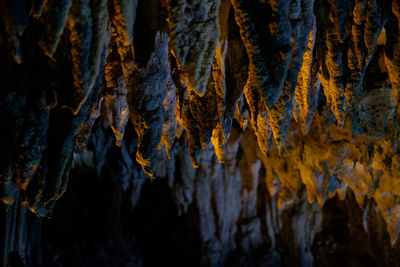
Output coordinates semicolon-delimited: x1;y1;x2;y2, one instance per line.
1;0;400;266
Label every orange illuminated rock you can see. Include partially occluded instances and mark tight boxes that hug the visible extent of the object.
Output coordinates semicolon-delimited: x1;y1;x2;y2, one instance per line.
3;1;400;264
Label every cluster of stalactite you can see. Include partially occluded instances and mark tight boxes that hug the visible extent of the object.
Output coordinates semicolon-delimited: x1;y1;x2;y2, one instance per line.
2;0;400;265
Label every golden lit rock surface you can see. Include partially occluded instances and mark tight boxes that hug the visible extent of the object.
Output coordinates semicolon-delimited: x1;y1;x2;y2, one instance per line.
2;0;400;265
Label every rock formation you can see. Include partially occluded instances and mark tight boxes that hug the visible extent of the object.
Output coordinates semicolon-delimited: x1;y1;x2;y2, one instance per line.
1;0;400;266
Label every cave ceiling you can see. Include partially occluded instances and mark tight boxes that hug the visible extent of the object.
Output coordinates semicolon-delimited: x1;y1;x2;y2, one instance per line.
1;0;400;266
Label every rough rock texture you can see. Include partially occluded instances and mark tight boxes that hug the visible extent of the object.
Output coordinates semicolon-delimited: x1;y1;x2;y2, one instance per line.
315;0;387;125
294;19;321;134
2;0;400;266
168;0;221;96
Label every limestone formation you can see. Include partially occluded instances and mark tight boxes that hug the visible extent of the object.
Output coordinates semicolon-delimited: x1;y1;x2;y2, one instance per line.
168;0;220;96
2;0;400;266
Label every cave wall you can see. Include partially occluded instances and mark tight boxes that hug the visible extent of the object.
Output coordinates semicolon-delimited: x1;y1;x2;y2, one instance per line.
1;0;400;266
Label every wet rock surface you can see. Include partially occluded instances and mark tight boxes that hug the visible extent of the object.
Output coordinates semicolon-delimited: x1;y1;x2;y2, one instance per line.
1;0;400;266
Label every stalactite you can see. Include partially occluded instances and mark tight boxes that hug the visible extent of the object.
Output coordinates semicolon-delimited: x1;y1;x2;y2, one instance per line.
168;0;221;96
37;0;73;57
295;19;321;134
231;0;292;108
266;0;315;153
2;0;400;265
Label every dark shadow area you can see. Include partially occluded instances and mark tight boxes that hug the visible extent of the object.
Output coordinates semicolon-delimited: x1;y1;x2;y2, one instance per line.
312;191;399;267
39;160;201;266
